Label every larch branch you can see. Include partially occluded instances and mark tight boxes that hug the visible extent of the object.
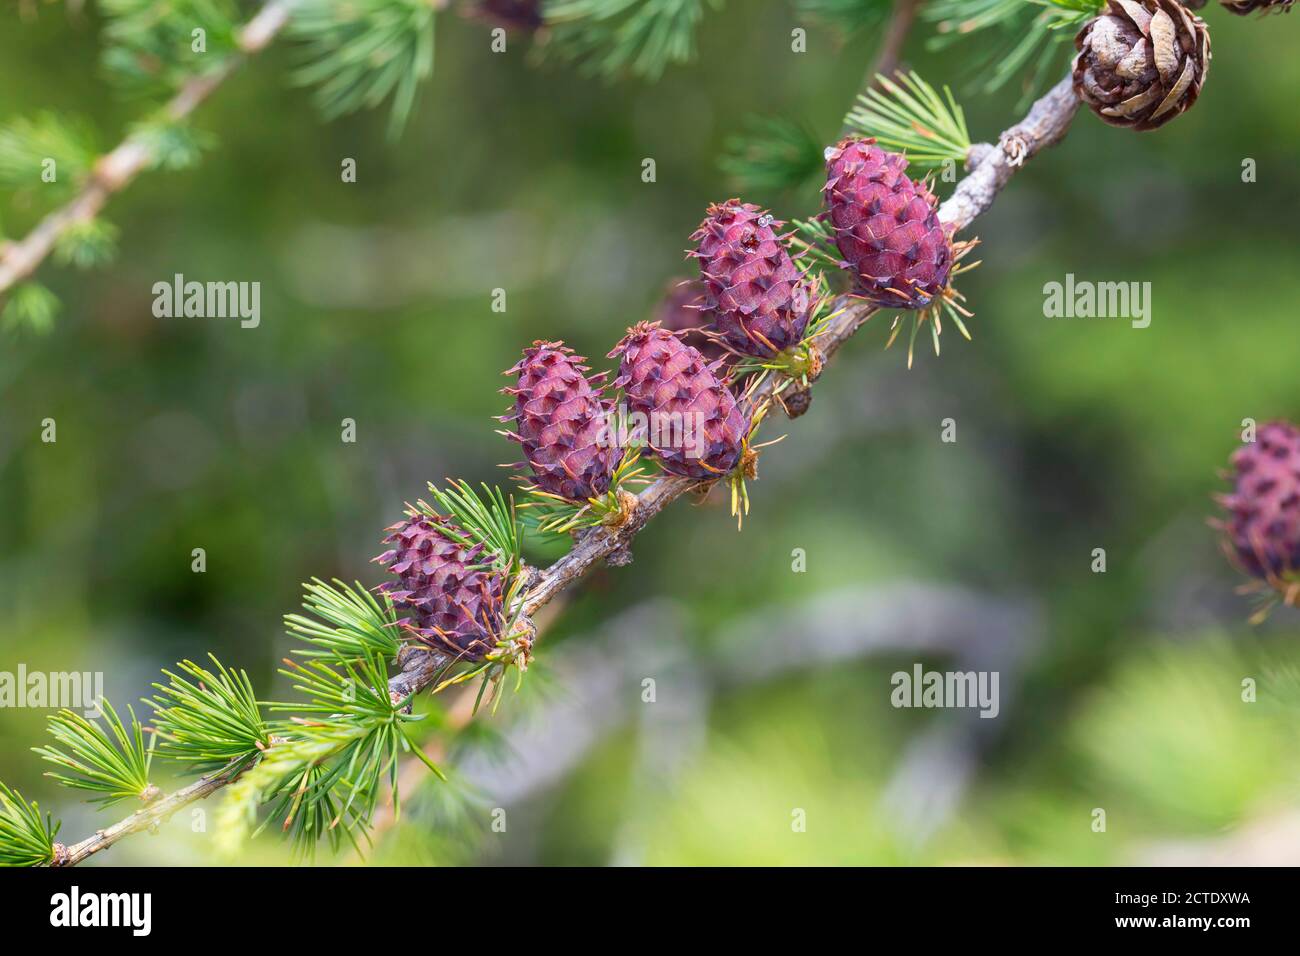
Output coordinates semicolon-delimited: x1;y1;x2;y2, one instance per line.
45;72;1080;866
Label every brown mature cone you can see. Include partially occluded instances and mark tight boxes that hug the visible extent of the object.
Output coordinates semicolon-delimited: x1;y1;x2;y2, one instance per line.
1072;0;1210;132
1219;0;1292;13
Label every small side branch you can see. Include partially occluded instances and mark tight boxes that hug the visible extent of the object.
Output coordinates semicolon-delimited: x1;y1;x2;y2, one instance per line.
0;0;295;297
52;759;248;866
940;76;1079;233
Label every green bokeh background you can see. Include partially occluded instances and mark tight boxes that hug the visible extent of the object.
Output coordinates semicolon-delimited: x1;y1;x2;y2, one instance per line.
2;2;1299;865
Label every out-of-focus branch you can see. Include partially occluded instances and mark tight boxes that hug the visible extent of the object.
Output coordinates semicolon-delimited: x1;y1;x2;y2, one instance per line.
0;0;295;297
846;0;922;119
452;586;1037;819
874;0;921;80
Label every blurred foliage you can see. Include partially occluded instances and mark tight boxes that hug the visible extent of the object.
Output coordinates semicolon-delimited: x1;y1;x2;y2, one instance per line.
100;0;242;95
0;112;97;201
794;0;894;39
130;117;215;172
719;114;825;194
1;281;61;334
1073;639;1296;832
542;0;725;81
1;1;1299;865
53;217;120;270
923;0;1096;103
287;0;437;140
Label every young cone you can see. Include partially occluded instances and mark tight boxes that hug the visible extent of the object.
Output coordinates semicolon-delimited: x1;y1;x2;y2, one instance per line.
1216;421;1300;614
690;200;811;358
501;341;621;502
1072;0;1210;132
823;137;952;310
373;514;506;660
652;277;726;363
608;322;750;481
